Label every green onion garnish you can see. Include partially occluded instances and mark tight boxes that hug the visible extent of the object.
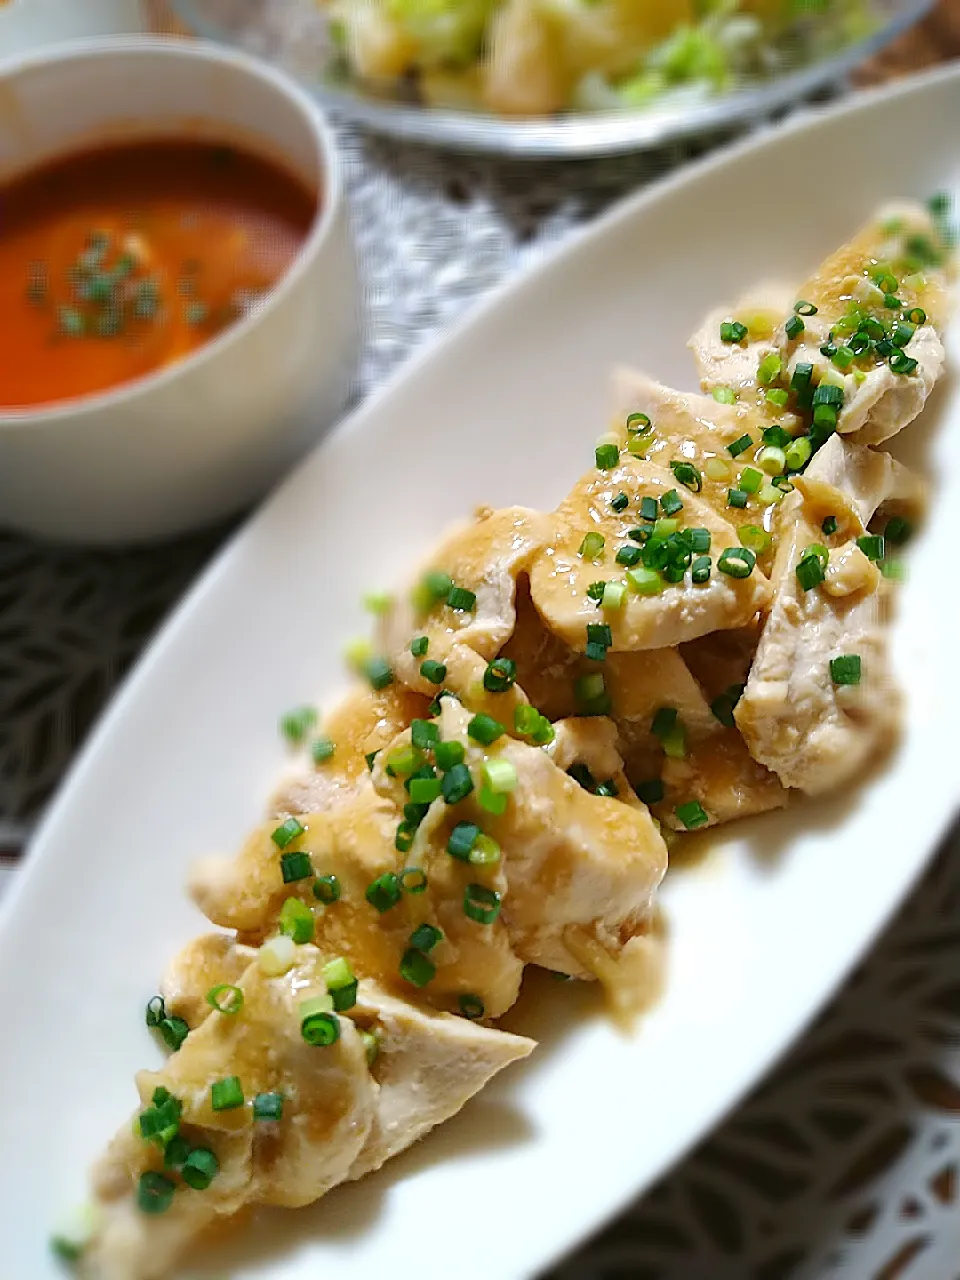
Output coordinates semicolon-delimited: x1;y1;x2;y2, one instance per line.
311;737;335;765
739;466;763;495
884;515;913;544
280;706;317;744
159;1017;189;1051
595;443;620;470
710;683;744;727
713;387;737;404
182;1148;219;1191
280;852;313;884
610;491;629;512
364;657;395;691
271;817;305;849
784;437;812;473
411;719;440;750
483;657;517;693
796;544;829;592
435;740;465;770
211;1076;244;1111
366;872;402;913
889;351;918;376
765;388;790;409
301;1010;340;1046
830;654;862;686
727;488;748;509
720;320;748;343
469;833;501;866
408;776;442;805
636;778;664;805
447;585;477;612
821;515;838;537
463;883;502;925
616;544;642;567
728;434;753;458
206;984;244;1016
482;757;518;794
692;555;711;584
459;994;485;1020
739;525;771;554
670;460;702;493
640;495;658;521
906;306;926;325
757;445;787;475
791;362;814;409
857;534;885;562
400;947;436;987
660;488;684;516
579;532;605;561
675;801;710;830
757;353;782;386
253;1092;284;1122
627;565;663;595
717;546;756;578
400;866;428;894
145;995;165;1028
395;824;415;854
448;821;480;860
478;786;508;815
442;762;475;804
279;897;315;944
410;923;443;953
365;750;379;771
626;412;652;434
785;315;805;340
410;635;429;658
313;874;341;904
794;300;818;316
137;1171;175;1215
420;658;447;685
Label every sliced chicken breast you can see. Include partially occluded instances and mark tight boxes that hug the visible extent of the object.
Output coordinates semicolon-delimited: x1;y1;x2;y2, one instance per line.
736;434;921;793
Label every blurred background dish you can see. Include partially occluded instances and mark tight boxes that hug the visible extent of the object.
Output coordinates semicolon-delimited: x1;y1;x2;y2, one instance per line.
0;38;359;545
0;0;146;53
170;0;935;155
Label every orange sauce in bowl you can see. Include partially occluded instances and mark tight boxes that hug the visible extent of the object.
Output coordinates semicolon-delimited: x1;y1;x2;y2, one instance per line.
0;139;317;411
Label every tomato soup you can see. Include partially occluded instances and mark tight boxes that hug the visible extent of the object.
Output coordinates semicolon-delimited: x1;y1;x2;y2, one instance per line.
0;139;317;410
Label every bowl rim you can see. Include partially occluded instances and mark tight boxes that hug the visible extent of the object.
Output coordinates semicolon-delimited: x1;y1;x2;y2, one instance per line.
0;35;344;428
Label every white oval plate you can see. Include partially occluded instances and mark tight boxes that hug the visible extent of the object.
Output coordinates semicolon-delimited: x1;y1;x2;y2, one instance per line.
3;66;960;1280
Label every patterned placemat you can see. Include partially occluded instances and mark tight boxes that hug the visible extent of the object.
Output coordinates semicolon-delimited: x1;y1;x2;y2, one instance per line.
1;16;958;1279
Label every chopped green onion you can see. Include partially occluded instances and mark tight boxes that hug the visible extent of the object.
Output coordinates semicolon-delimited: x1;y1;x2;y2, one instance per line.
626;412;652;434
271;817;305;849
280;852;313;884
616;544;642;567
361;1030;381;1066
821;516;838;537
791;362;815;409
579;532;605;561
410;635;429;658
411;719;440;750
857;534;885;562
785;315;805;340
765;388;790;409
892;320;916;348
364;657;395;691
469;833;501;866
483;657;517;693
830;654;862;686
660;488;684;516
145;995;166;1028
796;544;829;592
435;740;465;771
420;658;447;685
675;800;710;830
278;897;315;944
653;517;680;539
394;823;415;854
586;622;612;651
310;737;335;765
365;750;379;771
757;446;787;475
459;994;485;1020
448;821;480;861
651;706;678;739
670;460;702;492
636;778;664;806
322;957;358;1011
710;684;744;727
739;525;772;554
442;762;475;804
784;436;812;473
638;496;658;521
408;776;442;805
627;565;662;595
691;555;711;584
794;300;818;316
713;387;737;404
301;1010;340;1046
739;466;763;495
280;706;317;744
889;351;918;375
717;546;756;578
313;874;340;904
446;585;477;612
409;923;443;953
906;306;926;325
159;1017;189;1051
758;483;785;506
884;515;914;544
463;883;502;925
478;786;509;815
757;353;782;386
727;488;748;509
206;984;244;1016
421;570;453;604
211;1076;244;1111
137;1171;175;1215
832;346;855;371
728;434;753;458
400;947;436;987
181;1148;219;1191
253;1092;284;1122
400;866;428;894
610;491;629;512
366;872;402;913
720;320;748;343
704;456;732;482
481;757;518;794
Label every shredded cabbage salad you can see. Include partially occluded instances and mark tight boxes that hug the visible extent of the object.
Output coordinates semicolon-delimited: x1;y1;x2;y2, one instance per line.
321;0;873;117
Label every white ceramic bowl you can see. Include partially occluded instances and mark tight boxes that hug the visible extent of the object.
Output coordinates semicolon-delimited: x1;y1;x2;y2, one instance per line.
0;37;360;545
